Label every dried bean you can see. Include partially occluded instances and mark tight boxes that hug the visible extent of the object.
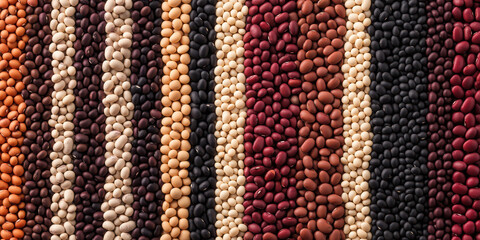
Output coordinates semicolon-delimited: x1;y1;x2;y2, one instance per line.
130;0;162;239
213;0;248;238
72;0;107;239
341;0;373;239
101;0;135;238
22;1;53;239
368;0;429;238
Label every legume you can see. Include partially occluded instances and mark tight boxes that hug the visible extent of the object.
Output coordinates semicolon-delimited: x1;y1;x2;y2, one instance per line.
101;0;135;238
294;0;346;239
130;0;162;239
48;0;77;236
159;0;192;238
243;0;299;238
340;0;372;239
72;0;107;239
368;0;429;238
213;0;248;238
22;0;53;239
188;0;216;238
426;0;454;239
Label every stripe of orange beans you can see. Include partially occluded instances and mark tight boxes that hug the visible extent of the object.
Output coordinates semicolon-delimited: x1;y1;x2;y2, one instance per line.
0;0;28;239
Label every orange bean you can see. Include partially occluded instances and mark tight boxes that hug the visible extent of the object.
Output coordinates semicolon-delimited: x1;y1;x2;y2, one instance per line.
14;220;25;229
1;229;12;239
11;166;21;176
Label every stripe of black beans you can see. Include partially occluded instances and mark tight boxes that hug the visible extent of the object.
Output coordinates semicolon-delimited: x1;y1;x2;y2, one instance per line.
187;0;217;239
22;2;54;240
130;1;162;239
426;0;454;239
368;0;429;239
243;0;300;239
72;1;107;239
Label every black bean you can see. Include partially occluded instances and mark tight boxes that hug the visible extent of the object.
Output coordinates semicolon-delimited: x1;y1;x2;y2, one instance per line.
130;0;162;239
368;0;429;239
188;0;217;238
72;1;107;239
22;2;54;240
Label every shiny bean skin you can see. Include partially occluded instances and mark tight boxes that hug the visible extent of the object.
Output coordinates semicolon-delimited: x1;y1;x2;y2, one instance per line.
368;0;429;239
22;1;53;239
243;0;299;238
130;0;162;239
426;0;454;239
72;0;107;239
294;0;346;239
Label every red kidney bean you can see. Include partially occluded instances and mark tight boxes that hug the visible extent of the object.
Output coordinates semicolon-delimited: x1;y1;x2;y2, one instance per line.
426;0;454;239
243;0;299;238
22;1;53;239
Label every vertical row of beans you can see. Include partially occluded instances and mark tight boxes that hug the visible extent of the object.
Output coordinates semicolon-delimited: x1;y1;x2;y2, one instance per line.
213;0;248;238
368;0;429;239
426;0;453;239
101;0;135;238
159;0;191;238
72;0;106;239
243;0;299;238
23;0;53;239
294;0;345;239
130;0;162;239
450;1;480;238
48;0;77;236
188;0;216;238
341;0;372;239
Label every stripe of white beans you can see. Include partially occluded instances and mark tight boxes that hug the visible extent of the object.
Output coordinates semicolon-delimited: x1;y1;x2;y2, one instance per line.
49;0;77;238
102;0;135;239
213;0;248;239
341;0;373;239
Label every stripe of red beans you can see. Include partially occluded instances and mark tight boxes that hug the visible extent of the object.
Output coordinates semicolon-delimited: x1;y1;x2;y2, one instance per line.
130;0;162;239
293;0;345;239
242;0;300;238
450;1;480;239
426;0;454;239
72;1;107;239
22;1;53;239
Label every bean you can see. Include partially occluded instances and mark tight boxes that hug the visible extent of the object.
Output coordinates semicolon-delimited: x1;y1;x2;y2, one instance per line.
72;0;107;239
130;0;162;239
101;0;135;239
213;0;248;238
426;0;454;239
294;0;346;239
22;1;53;239
243;0;299;238
341;0;373;239
48;0;78;237
368;0;429;238
187;0;216;238
159;0;192;239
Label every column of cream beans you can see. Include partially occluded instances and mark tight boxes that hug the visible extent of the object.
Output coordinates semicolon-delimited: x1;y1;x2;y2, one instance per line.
214;0;248;239
341;0;373;239
49;0;77;238
101;0;136;239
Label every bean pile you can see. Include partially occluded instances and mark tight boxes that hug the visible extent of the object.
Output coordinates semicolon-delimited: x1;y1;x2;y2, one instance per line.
341;0;372;239
449;1;480;239
23;0;53;239
187;0;216;238
294;0;345;239
72;0;107;239
368;0;429;238
101;0;135;238
159;0;191;238
130;0;162;239
426;0;454;239
48;0;77;236
243;0;299;238
213;0;248;238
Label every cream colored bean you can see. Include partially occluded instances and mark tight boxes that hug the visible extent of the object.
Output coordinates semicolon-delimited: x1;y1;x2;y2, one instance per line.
341;1;372;239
